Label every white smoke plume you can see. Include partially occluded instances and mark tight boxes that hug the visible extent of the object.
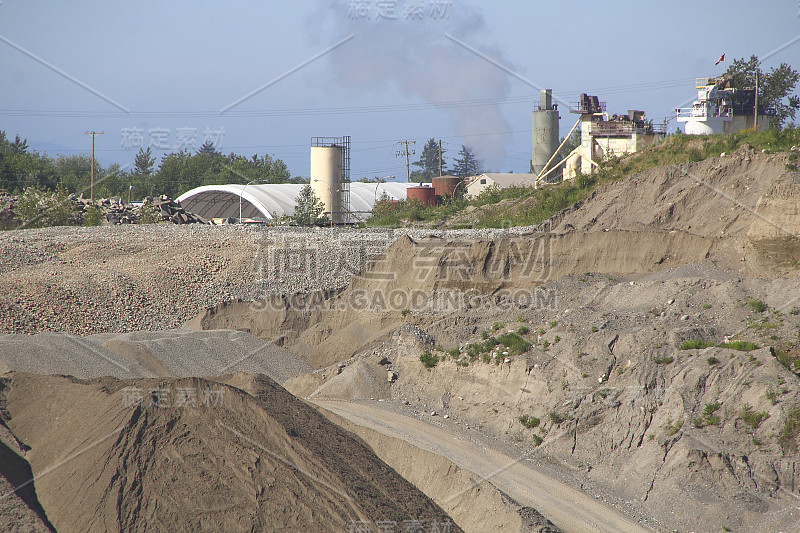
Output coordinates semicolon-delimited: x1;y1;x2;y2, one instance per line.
307;1;518;163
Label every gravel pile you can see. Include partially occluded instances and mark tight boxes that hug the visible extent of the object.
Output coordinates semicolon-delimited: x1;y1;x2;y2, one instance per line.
0;329;312;383
0;224;537;335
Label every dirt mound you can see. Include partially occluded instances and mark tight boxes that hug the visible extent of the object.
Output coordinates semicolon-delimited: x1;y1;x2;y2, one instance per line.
550;146;800;276
0;330;311;384
0;371;460;532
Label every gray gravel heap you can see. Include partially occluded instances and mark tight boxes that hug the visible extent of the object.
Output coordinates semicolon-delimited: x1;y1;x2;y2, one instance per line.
0;224;540;335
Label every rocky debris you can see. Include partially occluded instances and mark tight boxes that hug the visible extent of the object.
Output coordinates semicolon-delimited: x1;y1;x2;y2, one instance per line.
0;225;531;336
146;195;207;225
400;324;435;346
0;191;207;227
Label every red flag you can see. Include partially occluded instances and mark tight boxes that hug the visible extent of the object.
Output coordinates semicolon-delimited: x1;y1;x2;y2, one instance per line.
715;53;726;66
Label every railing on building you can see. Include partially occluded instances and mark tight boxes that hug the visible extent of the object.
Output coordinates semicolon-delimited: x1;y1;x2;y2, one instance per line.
569;100;606;114
590;121;666;136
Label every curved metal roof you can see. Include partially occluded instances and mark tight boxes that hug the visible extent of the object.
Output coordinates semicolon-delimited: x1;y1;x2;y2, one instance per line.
175;182;413;221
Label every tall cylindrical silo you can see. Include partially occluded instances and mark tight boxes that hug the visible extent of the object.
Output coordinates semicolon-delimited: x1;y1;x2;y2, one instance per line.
531;89;560;176
310;146;343;223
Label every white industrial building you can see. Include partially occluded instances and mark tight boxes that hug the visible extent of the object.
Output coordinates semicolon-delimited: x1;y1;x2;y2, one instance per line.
465;173;538;198
175;182;412;223
677;75;774;135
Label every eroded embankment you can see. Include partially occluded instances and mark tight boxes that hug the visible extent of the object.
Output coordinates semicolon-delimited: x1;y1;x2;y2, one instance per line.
190;229;718;368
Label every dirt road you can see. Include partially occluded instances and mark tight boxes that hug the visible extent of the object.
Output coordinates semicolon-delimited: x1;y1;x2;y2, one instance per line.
315;399;652;533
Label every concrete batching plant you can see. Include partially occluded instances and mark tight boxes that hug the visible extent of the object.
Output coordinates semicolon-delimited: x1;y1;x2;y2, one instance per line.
310;136;351;224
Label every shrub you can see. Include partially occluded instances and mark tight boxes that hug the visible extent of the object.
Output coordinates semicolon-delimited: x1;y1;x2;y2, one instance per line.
766;388;779;405
548;412;565;425
748;299;767;313
419;352;438;369
82;205;105;226
496;332;531;355
696;402;722;427
707;356;720;366
491;322;504;332
740;404;769;429
516;325;530;335
447;347;460;358
774;347;800;372
778;407;800;454
531;434;543;446
518;414;540;429
654;356;674;365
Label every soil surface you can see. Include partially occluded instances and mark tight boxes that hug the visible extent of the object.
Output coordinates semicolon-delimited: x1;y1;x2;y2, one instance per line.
3;147;800;532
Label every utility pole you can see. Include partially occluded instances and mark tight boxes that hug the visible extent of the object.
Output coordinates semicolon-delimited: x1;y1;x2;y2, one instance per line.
85;131;104;203
395;140;415;183
438;139;443;177
753;68;759;131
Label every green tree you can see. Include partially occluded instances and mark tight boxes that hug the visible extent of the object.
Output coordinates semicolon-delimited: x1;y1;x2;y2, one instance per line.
134;147;156;177
727;55;800;128
411;138;445;182
197;140;217;154
452;145;482;178
53;154;92;195
292;184;326;225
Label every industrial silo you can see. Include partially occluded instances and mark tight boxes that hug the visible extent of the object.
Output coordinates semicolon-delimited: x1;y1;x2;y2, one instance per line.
310;138;349;224
531;89;560;176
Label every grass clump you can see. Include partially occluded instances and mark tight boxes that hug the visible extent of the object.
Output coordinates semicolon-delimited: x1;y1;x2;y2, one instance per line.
548;412;565;425
707;356;720;366
654;355;674;365
419;352;439;369
719;341;758;352
774;347;800;373
778;407;800;454
680;339;715;350
531;434;543;446
518;414;540;429
666;418;684;436
748;299;767;313
695;402;722;427
680;339;758;352
516;325;530;335
740;404;769;429
496;332;531;355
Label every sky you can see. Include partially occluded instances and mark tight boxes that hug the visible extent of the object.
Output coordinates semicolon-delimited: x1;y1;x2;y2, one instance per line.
1;0;798;182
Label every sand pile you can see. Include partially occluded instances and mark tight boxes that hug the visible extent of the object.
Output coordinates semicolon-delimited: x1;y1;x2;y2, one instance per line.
0;371;460;532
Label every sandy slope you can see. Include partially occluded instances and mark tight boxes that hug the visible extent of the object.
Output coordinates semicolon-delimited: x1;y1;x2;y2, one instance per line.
0;372;461;533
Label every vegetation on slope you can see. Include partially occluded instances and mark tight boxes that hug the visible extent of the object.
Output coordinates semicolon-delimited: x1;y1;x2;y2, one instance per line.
366;126;800;229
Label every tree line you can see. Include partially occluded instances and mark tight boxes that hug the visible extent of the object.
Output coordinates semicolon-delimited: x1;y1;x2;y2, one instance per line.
0;136;300;200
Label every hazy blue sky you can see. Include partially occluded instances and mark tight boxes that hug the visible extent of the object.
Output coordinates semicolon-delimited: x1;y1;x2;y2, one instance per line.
1;1;797;181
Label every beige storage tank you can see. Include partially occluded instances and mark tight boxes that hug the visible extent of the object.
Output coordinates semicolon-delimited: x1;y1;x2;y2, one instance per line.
310;145;343;223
